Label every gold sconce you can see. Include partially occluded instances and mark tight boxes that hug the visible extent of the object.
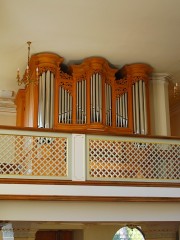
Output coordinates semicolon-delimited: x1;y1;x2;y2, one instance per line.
16;41;38;86
174;82;180;98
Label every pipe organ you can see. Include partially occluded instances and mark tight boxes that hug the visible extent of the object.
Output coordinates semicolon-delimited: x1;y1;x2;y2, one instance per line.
16;53;152;135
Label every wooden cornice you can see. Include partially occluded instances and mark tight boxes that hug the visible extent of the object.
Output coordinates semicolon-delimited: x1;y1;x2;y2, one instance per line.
0;194;180;202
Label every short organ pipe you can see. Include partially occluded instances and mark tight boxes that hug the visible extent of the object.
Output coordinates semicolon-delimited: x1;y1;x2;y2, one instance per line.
58;86;72;124
115;93;128;128
90;73;102;123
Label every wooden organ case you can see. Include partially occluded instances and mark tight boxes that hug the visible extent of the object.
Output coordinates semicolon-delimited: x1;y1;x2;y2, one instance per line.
16;53;152;135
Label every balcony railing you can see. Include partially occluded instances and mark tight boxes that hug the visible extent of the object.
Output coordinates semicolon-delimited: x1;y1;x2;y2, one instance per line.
0;127;179;183
86;135;180;182
0;128;71;180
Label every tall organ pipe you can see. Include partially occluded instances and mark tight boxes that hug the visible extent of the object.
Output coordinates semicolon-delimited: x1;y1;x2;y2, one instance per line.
139;80;145;134
90;73;102;123
143;81;147;134
135;81;140;134
132;80;147;134
50;73;54;127
76;80;86;124
132;84;137;133
59;86;62;123
45;71;50;128
99;74;102;122
38;71;54;128
38;73;45;128
124;92;128;127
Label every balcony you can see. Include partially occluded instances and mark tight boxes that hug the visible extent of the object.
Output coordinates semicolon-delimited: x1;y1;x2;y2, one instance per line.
0;126;179;185
0;126;180;205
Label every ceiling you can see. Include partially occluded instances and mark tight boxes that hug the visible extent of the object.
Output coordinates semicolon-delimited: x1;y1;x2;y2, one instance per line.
0;0;180;103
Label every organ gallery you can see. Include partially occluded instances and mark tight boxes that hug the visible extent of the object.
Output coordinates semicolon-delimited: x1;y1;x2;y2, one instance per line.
16;52;152;135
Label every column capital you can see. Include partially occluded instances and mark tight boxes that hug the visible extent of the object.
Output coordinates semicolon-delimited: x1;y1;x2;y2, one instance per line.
12;222;39;240
151;73;172;83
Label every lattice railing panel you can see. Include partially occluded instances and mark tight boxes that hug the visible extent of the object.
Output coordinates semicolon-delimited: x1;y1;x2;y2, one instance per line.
87;138;180;181
0;134;68;178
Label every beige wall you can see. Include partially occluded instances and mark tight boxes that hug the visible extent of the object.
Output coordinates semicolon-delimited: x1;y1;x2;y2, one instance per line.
84;225;119;240
0;112;16;126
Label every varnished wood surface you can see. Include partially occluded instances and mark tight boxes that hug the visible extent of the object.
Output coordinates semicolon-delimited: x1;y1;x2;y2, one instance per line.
15;53;153;134
36;230;73;240
0;194;180;202
0;125;180;140
0;179;179;187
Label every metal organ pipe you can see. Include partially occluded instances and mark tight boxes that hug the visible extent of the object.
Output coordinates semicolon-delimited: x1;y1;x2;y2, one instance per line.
124;92;128;127
45;71;50;128
132;84;136;133
139;80;145;134
143;81;147;134
90;73;102;123
135;81;140;134
115;92;128;128
99;75;102;123
81;80;86;124
92;74;96;122
50;73;54;127
132;80;147;134
76;80;86;124
96;73;99;122
38;75;43;128
38;71;54;128
105;83;112;126
58;86;72;124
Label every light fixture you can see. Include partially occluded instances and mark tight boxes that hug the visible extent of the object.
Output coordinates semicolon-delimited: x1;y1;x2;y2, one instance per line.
16;41;39;86
174;82;180;97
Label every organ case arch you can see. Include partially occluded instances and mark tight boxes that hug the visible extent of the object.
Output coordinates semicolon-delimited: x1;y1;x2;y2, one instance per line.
16;53;152;135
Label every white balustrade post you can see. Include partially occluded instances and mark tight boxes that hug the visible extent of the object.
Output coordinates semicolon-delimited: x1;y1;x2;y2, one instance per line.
1;224;14;240
72;134;86;181
150;73;171;136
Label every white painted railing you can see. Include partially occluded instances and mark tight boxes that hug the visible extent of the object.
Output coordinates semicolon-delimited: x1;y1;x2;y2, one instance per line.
86;135;180;182
0;128;179;182
0;129;72;180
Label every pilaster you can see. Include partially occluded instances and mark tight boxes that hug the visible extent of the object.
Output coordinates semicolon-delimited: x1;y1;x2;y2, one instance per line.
150;73;171;136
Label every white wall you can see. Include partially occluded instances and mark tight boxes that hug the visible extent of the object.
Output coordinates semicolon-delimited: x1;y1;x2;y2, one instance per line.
1;201;180;222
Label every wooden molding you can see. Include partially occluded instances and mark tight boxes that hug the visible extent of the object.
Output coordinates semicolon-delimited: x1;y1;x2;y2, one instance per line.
0;194;180;202
0;178;179;188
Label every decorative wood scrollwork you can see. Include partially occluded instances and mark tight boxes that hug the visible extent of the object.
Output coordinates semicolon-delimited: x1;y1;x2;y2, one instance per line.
16;53;152;135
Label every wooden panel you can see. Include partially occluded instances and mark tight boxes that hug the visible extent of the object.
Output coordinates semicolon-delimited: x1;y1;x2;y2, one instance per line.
59;231;73;240
36;231;57;240
35;231;73;240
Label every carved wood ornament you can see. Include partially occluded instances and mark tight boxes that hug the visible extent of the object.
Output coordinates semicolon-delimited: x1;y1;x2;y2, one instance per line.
16;53;152;135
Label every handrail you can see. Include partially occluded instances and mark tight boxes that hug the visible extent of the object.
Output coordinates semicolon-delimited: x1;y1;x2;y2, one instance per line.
0;125;180;140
